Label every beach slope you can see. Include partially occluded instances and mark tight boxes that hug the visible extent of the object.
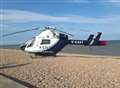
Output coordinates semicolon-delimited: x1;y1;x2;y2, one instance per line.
0;49;120;88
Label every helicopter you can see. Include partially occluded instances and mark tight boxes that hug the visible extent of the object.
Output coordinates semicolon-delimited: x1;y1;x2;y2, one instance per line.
2;26;107;56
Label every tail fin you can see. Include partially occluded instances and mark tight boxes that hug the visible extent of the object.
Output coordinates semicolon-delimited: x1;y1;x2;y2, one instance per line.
92;32;107;46
94;32;102;41
92;32;102;45
87;34;94;45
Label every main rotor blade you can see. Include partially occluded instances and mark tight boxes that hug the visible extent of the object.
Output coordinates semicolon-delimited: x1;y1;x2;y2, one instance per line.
55;28;74;37
2;27;40;37
58;30;74;36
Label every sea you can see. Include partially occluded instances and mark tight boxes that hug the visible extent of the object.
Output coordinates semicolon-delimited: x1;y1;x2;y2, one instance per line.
0;40;120;56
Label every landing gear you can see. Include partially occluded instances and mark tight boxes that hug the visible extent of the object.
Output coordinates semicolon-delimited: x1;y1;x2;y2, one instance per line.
29;53;57;59
29;54;36;59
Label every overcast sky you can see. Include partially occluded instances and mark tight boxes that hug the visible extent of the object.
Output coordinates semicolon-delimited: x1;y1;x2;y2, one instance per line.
1;0;120;44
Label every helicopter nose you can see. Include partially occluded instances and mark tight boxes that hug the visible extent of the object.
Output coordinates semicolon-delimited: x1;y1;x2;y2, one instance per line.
20;44;26;51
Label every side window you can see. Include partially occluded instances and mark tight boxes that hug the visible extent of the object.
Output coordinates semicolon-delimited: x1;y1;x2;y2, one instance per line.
41;39;50;44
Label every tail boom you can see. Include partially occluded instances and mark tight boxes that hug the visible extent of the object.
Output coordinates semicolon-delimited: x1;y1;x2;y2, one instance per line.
68;32;107;46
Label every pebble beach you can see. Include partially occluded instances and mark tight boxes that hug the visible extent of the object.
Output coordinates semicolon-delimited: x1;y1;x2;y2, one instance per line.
0;49;120;88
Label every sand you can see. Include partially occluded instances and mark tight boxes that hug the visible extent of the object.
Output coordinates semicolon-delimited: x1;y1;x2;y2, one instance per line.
0;49;120;88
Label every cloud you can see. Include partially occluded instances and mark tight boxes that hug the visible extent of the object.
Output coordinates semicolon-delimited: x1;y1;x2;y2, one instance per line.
66;0;89;3
0;9;120;24
108;0;120;2
75;0;120;6
99;0;120;6
2;0;89;3
108;0;120;5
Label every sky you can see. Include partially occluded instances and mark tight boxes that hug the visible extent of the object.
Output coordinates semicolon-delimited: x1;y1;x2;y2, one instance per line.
0;0;120;44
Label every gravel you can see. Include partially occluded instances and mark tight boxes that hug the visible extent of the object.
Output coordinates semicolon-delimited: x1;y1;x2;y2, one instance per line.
0;49;120;88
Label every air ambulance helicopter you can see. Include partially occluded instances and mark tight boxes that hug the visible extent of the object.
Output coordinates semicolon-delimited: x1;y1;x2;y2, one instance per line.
2;26;107;57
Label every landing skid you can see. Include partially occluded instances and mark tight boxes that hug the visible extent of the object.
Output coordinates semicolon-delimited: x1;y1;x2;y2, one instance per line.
29;53;57;59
